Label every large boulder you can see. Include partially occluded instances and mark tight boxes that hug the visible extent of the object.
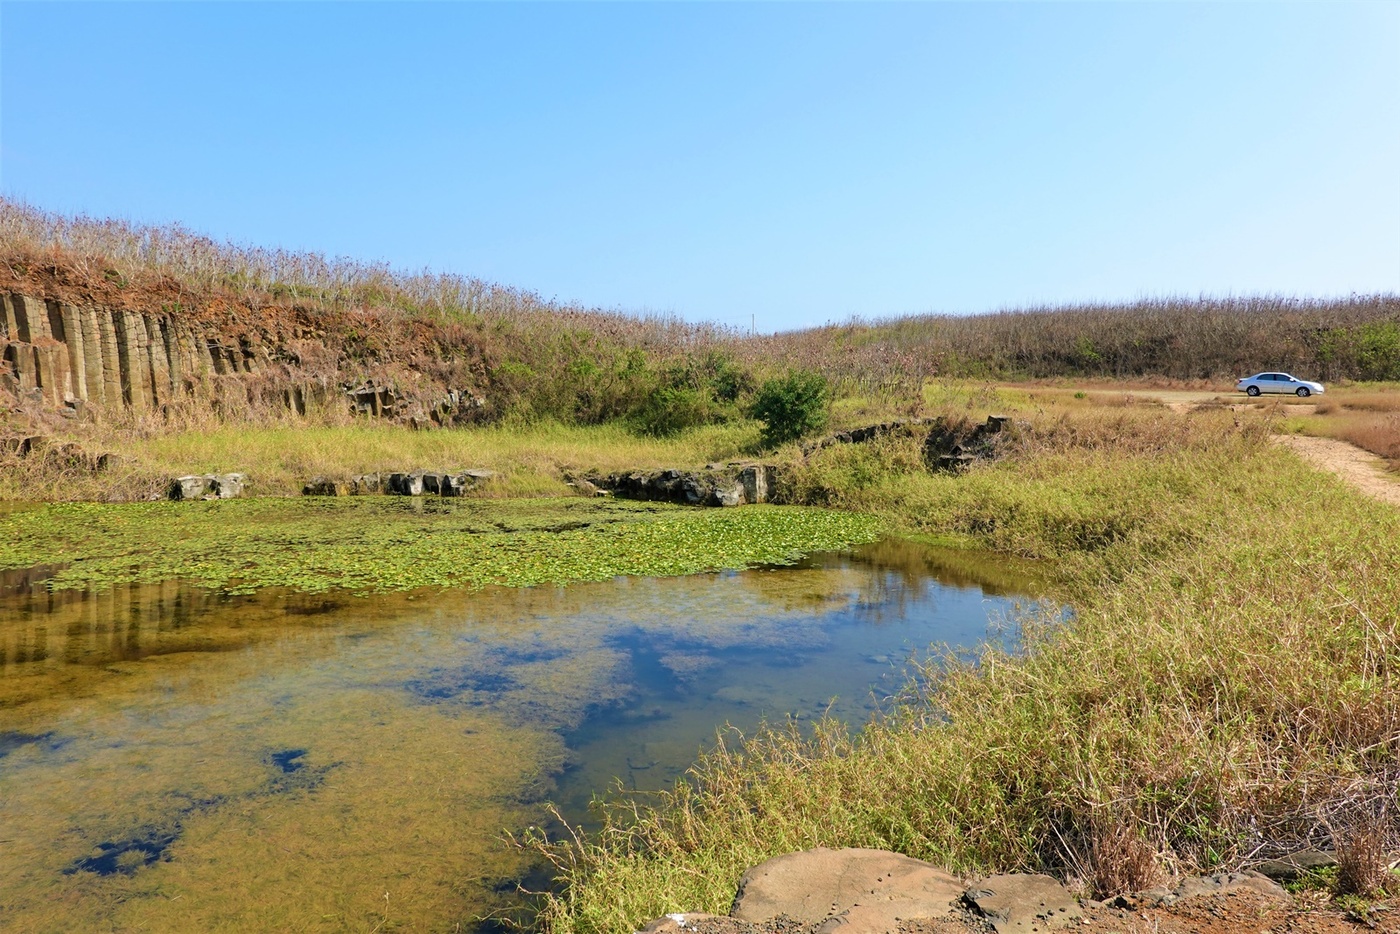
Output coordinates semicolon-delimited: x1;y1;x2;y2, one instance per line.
384;468;496;496
730;847;962;933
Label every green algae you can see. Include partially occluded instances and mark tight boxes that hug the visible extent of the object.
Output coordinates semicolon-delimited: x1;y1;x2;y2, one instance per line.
0;498;885;596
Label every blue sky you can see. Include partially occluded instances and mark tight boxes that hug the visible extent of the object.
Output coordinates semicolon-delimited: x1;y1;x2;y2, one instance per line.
2;2;1397;332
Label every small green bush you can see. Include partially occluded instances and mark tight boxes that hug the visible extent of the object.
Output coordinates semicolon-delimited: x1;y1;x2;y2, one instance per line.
750;371;831;447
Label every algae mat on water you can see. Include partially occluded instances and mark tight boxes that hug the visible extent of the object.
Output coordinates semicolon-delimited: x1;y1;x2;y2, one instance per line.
0;497;884;594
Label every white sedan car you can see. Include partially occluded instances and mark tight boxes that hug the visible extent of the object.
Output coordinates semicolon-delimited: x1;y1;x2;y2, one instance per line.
1236;372;1325;397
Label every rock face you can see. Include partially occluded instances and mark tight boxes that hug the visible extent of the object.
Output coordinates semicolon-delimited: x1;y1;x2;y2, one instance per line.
730;847;963;933
0;290;489;426
591;464;774;508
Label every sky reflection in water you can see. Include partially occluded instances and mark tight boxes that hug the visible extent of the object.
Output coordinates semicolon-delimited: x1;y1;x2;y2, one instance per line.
0;538;1040;932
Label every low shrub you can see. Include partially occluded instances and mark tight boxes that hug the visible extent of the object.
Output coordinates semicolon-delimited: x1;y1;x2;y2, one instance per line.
751;371;831;447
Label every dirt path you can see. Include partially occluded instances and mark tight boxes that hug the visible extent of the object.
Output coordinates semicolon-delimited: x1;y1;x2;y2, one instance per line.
1276;434;1400;507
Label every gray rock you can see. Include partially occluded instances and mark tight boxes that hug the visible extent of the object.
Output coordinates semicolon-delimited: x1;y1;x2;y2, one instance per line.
169;476;213;500
210;473;246;499
1119;871;1287;909
730;847;961;932
710;480;744;507
388;472;425;496
349;473;381;495
680;476;708;505
963;873;1082;932
303;476;345;496
421;472;443;495
739;465;769;504
1254;850;1338;882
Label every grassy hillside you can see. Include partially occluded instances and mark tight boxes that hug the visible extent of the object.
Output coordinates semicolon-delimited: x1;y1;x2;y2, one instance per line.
3;200;1398;443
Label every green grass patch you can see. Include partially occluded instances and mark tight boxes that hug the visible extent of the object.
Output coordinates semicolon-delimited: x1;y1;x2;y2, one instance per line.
0;419;768;502
0;498;883;595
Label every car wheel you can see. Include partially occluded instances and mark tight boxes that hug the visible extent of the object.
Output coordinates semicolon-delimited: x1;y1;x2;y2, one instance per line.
1246;386;1260;397
1297;387;1311;397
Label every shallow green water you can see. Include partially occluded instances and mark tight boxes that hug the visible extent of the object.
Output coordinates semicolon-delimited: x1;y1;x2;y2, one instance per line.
0;538;1038;933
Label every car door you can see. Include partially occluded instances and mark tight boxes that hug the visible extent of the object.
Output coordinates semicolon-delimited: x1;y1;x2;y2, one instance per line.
1267;374;1287;393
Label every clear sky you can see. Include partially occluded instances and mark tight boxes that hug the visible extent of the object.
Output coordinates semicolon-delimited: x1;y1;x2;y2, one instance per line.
2;2;1397;332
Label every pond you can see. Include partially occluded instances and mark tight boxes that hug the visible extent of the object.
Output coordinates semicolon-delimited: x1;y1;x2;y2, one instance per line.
0;537;1042;933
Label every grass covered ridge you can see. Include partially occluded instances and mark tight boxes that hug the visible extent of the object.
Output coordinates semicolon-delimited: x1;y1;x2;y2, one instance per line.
0;498;882;595
530;408;1400;933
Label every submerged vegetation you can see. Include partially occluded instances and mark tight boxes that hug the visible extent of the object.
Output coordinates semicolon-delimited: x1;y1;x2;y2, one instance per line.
0;499;883;595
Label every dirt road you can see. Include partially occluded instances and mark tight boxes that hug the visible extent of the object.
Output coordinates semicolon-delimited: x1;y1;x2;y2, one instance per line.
1275;434;1400;508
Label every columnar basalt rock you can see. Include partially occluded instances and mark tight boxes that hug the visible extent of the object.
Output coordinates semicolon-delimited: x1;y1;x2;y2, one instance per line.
97;308;123;406
78;306;103;404
12;295;51;342
0;294;18;340
1;290;489;424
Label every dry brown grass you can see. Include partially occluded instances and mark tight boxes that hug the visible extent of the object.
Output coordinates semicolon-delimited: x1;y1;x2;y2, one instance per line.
1326;799;1396;898
1087;818;1163;900
738;299;1400;394
1335;416;1400;466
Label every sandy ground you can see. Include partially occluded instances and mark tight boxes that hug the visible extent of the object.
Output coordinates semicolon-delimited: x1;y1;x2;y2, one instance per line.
1275;434;1400;508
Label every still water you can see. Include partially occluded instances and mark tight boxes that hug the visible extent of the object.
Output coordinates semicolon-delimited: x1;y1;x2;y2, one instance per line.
0;538;1038;933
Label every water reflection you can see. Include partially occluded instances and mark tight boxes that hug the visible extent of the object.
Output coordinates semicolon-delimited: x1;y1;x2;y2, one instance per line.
0;538;1040;933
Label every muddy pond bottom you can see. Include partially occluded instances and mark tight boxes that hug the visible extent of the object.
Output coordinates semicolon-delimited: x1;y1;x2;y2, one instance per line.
0;538;1038;933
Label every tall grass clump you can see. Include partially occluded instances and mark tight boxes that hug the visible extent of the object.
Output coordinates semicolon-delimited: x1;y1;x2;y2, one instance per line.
529;410;1400;934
